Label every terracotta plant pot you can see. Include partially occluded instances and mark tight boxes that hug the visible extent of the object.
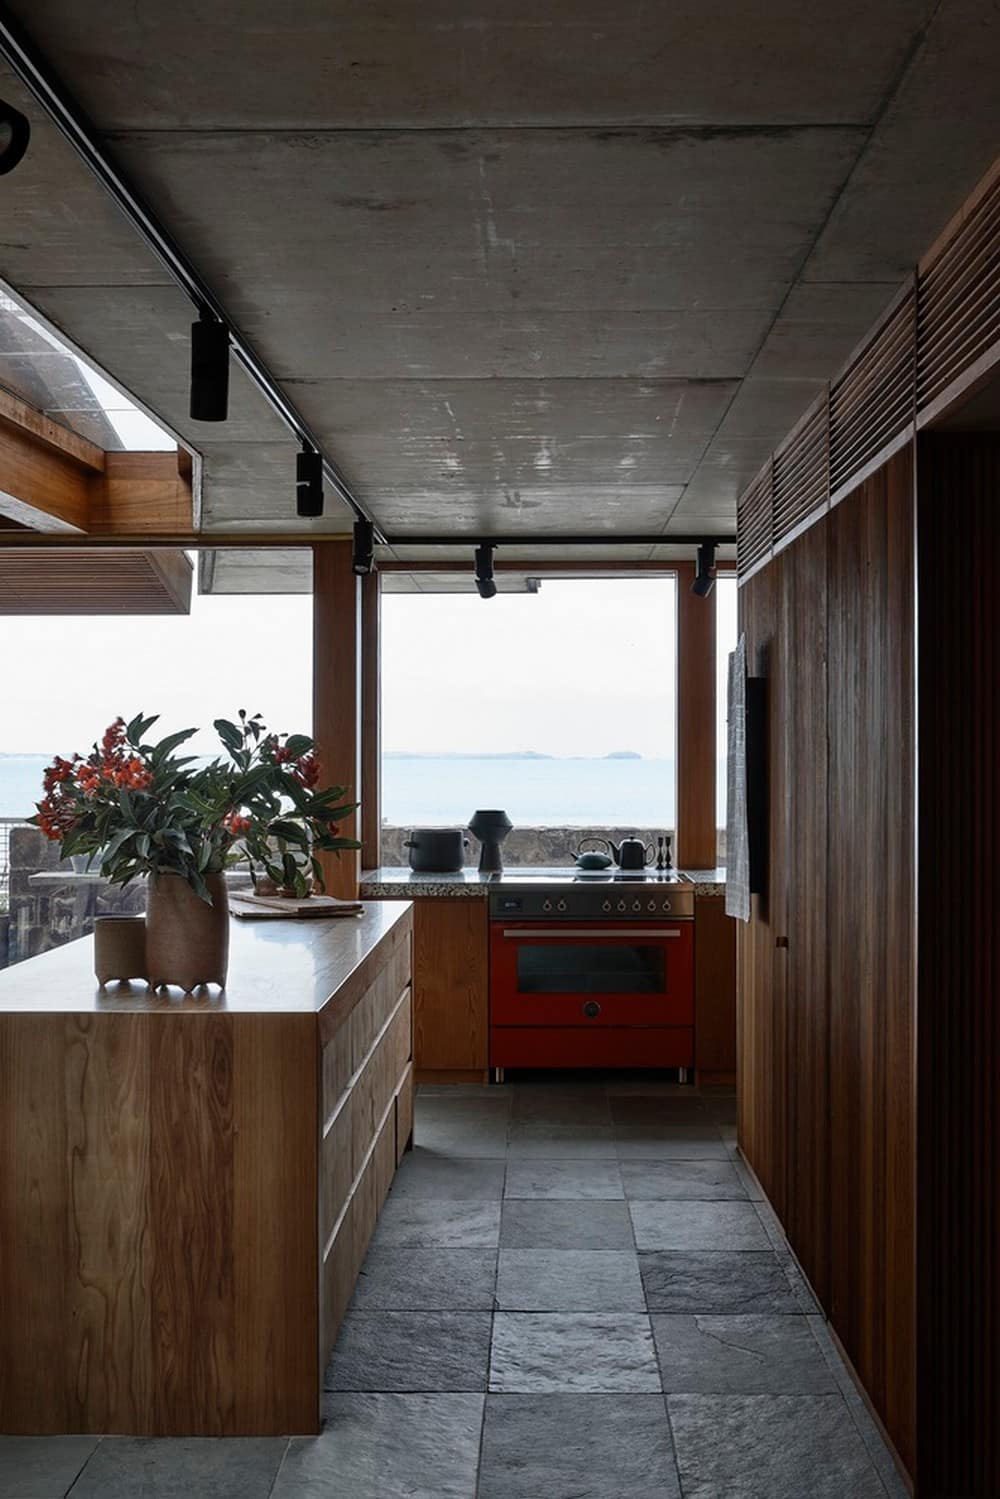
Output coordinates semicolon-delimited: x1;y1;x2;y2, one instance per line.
145;870;229;991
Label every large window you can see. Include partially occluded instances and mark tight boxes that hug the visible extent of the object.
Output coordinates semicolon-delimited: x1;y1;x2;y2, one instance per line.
715;574;738;859
0;584;313;818
381;577;677;832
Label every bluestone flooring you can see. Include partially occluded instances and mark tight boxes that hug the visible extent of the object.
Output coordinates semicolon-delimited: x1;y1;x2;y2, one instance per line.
1;1075;907;1499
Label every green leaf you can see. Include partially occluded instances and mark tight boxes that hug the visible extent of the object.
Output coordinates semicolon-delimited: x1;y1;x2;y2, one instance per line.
284;734;313;758
151;727;198;765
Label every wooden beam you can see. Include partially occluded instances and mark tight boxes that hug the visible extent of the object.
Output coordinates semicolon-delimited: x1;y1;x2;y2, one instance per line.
360;571;382;872
312;541;361;900
88;451;194;535
676;561;718;869
0;412;98;534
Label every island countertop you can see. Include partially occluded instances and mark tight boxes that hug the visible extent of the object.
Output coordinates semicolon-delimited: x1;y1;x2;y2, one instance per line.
0;900;412;1014
360;866;726;899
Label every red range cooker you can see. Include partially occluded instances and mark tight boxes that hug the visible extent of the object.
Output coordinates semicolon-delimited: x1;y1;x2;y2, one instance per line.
488;875;694;1077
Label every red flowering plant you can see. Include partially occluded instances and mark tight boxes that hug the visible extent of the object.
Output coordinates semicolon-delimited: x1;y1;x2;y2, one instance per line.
31;710;359;903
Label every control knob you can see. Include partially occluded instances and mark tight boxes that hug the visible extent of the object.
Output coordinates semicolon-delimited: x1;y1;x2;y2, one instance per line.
542;899;553;912
662;899;672;911
602;900;612;912
617;899;627;912
557;899;567;912
632;899;642;912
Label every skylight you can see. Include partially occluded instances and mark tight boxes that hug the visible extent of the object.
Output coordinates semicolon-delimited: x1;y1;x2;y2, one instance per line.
0;284;176;452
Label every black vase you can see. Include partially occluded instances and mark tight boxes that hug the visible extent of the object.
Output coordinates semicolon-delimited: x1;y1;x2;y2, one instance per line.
468;809;513;874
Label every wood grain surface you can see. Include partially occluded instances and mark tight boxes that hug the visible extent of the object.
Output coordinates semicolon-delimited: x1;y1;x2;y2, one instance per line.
410;898;489;1072
0;914;412;1437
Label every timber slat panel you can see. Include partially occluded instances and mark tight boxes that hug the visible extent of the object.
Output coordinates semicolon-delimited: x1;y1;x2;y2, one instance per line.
772;394;829;548
736;459;772;579
917;167;1000;422
829;283;915;502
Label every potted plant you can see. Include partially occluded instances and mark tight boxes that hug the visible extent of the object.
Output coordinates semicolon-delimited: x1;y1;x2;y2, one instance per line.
32;710;359;989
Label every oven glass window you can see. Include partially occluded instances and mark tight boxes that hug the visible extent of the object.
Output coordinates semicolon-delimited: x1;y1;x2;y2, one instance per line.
515;943;665;994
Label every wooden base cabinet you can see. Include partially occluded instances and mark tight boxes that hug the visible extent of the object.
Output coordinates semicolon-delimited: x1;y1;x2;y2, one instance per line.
0;906;413;1438
389;898;489;1082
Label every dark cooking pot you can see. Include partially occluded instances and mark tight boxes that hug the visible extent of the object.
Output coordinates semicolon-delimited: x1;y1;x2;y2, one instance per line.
404;828;469;873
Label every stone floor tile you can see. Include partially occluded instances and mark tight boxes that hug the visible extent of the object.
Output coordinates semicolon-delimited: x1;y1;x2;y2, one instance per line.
806;1318;912;1499
373;1198;501;1248
615;1126;730;1160
490;1312;661;1393
621;1158;747;1200
351;1246;497;1310
65;1438;287;1499
731;1154;766;1199
609;1096;710;1125
416;1087;510;1109
500;1199;634;1250
504;1159;624;1199
652;1313;837;1393
413;1118;511;1158
325;1310;493;1393
511;1086;612;1125
640;1251;803;1313
388;1151;506;1200
631;1199;772;1251
275;1393;484;1499
667;1394;887;1498
0;1437;98;1499
496;1249;644;1311
478;1393;680;1499
506;1125;617;1159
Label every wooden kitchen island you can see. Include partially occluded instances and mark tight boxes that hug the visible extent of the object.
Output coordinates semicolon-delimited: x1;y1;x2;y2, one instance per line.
0;902;413;1438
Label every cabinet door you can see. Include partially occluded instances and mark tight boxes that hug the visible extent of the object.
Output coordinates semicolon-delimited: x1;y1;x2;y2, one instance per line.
694;895;737;1081
412;899;489;1076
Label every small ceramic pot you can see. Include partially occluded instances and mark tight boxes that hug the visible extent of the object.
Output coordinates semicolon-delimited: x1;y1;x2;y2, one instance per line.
94;915;148;986
145;871;229;991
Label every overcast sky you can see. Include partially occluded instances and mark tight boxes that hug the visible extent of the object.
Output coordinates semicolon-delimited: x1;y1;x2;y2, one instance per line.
0;577;737;761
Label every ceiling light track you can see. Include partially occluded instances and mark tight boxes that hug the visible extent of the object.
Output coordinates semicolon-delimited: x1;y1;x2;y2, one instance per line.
0;6;382;538
387;533;733;547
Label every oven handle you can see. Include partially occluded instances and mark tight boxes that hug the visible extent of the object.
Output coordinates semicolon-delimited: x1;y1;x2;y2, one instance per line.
500;928;685;939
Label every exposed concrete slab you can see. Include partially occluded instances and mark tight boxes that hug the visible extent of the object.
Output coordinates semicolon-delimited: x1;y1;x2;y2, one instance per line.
198;443;356;530
803;0;1000;282
0;0;993;556
107;126;867;341
0;65;170;288
750;282;900;383
13;0;936;130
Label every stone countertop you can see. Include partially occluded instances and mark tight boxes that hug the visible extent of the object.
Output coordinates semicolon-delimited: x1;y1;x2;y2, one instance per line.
360;866;726;899
0;901;412;1014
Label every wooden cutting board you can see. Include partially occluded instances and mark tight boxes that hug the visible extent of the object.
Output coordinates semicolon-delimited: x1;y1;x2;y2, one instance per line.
230;892;364;920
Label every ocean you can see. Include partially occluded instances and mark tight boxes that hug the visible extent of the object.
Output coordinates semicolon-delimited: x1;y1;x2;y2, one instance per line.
1;753;725;827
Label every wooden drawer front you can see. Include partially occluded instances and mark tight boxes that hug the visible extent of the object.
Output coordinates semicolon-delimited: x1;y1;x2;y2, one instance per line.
395;1061;414;1165
321;1104;397;1359
321;986;413;1247
322;941;411;1122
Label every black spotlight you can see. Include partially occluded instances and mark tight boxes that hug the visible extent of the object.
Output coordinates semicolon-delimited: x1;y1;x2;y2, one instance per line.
296;446;324;517
0;99;30;176
353;519;375;575
474;543;497;600
189;308;230;422
691;541;717;598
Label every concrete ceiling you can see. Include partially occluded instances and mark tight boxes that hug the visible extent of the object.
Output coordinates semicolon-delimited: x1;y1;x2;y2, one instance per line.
0;0;997;571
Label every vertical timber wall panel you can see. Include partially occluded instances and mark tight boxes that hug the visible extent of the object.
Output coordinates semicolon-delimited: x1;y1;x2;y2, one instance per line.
826;450;916;1476
916;433;1000;1498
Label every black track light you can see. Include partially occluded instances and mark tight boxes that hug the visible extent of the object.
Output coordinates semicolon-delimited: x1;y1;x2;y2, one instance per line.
353;519;375;575
296;446;324;517
0;98;30;175
189;308;230;422
691;541;717;598
474;543;497;600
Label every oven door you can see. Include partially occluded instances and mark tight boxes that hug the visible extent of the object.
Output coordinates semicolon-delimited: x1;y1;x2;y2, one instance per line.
490;920;693;1027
